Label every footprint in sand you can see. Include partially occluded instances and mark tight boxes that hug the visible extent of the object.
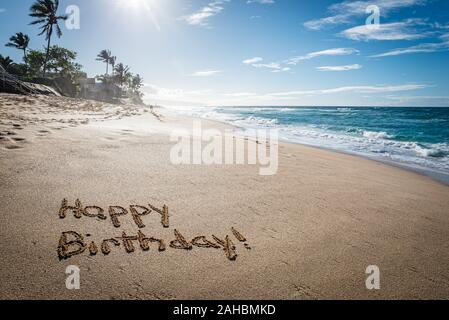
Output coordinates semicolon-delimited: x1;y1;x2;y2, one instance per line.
1;131;17;136
12;137;26;142
12;124;24;130
36;129;52;137
0;136;11;145
119;129;134;136
4;144;23;150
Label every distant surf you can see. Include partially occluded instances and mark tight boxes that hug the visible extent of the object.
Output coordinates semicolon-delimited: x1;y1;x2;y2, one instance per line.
171;106;449;184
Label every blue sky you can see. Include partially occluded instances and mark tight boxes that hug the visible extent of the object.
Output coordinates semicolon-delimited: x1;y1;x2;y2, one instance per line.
1;0;449;106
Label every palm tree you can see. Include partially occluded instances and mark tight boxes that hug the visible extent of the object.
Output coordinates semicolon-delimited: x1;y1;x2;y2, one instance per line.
109;56;116;76
0;55;15;71
29;0;68;76
96;50;112;75
5;32;30;61
130;74;143;92
114;63;130;86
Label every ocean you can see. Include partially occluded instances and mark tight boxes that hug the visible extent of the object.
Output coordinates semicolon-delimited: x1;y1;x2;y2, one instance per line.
173;106;449;184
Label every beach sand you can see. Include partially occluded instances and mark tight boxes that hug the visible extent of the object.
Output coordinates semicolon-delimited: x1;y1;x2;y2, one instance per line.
1;93;449;300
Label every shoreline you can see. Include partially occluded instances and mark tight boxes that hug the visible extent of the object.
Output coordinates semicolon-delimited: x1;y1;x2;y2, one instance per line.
171;109;449;187
1;94;449;299
281;140;449;187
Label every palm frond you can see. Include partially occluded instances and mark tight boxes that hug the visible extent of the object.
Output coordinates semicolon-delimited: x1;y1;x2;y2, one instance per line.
55;23;61;38
29;18;47;25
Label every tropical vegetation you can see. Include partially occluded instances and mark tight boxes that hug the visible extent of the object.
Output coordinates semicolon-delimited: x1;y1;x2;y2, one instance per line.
29;0;68;76
1;0;145;104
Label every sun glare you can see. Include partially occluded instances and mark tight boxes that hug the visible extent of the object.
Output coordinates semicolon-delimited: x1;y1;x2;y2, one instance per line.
122;0;151;9
115;0;161;31
115;0;157;12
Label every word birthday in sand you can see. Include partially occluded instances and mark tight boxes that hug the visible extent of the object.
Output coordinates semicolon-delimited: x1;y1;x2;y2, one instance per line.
57;199;251;261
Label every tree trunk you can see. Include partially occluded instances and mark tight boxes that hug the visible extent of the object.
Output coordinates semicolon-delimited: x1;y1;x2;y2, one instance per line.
106;63;108;76
43;28;52;77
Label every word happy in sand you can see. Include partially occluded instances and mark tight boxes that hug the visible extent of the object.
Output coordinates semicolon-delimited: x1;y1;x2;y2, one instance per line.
57;199;251;261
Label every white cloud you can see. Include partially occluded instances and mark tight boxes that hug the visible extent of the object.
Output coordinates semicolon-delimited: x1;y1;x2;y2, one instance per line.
252;62;281;70
180;1;229;27
142;84;214;106
385;95;449;101
243;57;287;72
243;57;263;64
371;40;449;57
304;15;348;31
224;92;258;97
272;67;291;73
304;0;426;30
142;83;431;107
244;49;358;72
143;84;212;97
286;48;359;65
317;64;362;71
266;84;430;97
247;0;275;4
341;20;429;41
382;95;449;106
190;70;222;77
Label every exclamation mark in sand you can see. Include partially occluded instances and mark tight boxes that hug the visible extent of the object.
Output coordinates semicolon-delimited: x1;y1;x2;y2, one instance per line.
231;227;251;250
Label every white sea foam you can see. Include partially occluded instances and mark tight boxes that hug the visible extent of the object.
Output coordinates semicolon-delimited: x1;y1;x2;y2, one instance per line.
362;131;394;139
244;116;279;126
414;144;448;158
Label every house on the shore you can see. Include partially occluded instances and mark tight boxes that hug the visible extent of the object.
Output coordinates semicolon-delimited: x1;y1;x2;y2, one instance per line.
79;77;122;102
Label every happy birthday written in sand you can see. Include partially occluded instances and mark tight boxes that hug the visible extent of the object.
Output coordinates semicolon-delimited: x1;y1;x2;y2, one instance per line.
57;199;250;261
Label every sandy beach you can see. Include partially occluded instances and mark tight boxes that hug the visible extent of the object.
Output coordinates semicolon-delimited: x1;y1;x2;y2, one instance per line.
1;93;449;300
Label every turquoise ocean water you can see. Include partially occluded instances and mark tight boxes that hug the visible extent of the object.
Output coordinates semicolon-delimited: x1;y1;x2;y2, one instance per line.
175;106;449;183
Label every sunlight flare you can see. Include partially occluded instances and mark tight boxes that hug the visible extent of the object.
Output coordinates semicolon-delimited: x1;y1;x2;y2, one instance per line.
114;0;161;30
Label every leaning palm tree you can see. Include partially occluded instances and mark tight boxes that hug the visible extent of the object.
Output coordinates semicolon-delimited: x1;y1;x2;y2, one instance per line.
29;0;68;76
96;50;112;75
5;32;30;61
109;56;116;76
